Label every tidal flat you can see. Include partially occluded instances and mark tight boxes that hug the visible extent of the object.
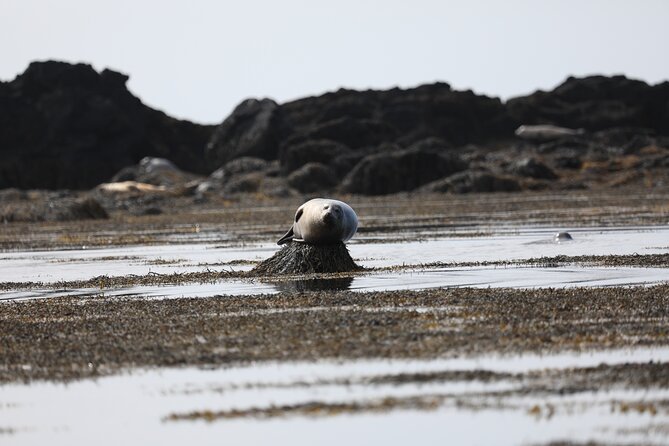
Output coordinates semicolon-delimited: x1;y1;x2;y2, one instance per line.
1;188;669;445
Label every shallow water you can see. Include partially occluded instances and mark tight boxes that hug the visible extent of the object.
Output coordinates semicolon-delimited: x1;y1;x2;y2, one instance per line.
1;226;668;302
3;347;669;446
2;225;669;444
1;225;668;284
3;265;668;302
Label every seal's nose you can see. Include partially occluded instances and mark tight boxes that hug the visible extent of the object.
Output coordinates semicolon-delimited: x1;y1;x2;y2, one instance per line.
323;210;335;225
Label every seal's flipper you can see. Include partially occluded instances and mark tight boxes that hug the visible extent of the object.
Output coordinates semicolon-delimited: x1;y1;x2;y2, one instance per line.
277;226;294;245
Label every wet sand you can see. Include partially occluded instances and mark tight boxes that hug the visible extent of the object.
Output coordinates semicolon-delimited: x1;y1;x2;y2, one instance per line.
2;187;668;251
1;285;668;383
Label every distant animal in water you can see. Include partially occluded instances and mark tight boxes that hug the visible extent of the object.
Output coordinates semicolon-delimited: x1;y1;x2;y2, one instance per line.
278;198;358;245
554;231;574;242
515;125;585;141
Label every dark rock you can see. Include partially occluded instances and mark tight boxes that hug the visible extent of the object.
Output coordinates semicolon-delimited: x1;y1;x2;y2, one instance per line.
283;117;396;150
67;196;109;220
198;157;272;194
341;147;467;195
537;138;590;154
276;84;514;149
590;127;661;156
279;139;351;174
209;82;513;176
507;75;669;134
406;137;453;152
511;157;558;180
641;153;669;169
205;98;278;167
221;172;295;197
222;157;270;176
111;166;139;182
287;162;338;193
222;172;264;194
251;242;361;275
331;152;368;177
0;61;214;189
553;153;583;170
421;170;521;193
258;177;296;198
209;157;270;183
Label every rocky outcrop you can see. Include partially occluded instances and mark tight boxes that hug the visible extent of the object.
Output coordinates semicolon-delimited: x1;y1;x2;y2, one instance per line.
507;75;669;134
340;144;467;195
287;162;338;193
3;62;668;196
204;99;278;167
0;61;214;189
279;139;352;174
421;170;521;194
196;157;284;196
204;82;514;176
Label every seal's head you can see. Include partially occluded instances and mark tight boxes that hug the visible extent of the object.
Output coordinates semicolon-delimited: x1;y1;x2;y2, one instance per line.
321;202;343;227
277;198;358;245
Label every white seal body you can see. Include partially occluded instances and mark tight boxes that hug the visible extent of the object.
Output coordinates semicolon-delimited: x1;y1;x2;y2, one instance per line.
277;198;358;245
515;124;584;141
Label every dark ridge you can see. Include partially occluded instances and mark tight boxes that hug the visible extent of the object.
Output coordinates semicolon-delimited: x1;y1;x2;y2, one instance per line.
0;60;214;189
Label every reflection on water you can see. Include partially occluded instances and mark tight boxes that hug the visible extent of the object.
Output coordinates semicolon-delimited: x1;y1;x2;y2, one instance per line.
3;347;668;446
2;226;669;284
271;276;354;293
2;265;668;302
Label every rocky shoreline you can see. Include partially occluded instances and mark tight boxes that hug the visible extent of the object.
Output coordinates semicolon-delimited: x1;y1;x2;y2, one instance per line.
1;61;668;208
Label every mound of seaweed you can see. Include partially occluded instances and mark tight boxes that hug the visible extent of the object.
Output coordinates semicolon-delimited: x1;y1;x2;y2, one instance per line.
251;242;361;275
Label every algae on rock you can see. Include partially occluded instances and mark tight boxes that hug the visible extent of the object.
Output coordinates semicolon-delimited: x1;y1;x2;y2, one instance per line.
251;242;361;275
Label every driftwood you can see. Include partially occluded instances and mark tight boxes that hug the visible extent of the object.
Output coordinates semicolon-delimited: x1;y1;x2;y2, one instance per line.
251;242;361;275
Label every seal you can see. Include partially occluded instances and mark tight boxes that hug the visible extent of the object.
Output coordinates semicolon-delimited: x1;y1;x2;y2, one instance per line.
515;125;585;141
554;231;573;243
277;198;358;245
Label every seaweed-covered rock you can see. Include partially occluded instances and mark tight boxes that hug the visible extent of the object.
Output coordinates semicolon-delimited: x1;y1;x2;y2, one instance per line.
251;242;361;275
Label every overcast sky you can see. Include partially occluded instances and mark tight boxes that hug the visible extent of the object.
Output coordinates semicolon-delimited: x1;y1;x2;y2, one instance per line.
2;0;668;124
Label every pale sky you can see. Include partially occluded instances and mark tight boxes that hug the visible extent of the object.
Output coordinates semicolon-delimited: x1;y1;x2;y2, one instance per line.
2;0;668;124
